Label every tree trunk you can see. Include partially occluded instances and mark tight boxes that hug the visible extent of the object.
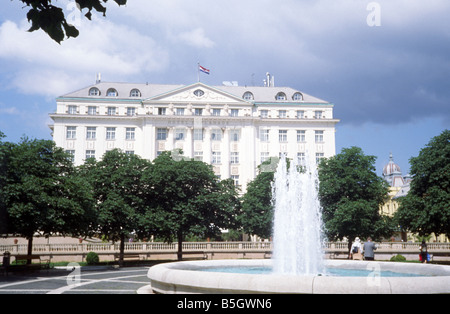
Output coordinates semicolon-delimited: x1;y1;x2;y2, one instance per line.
177;231;183;261
119;233;125;267
27;236;33;265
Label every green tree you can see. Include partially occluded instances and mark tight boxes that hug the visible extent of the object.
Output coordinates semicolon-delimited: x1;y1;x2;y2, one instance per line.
239;158;278;239
147;151;240;260
318;147;392;252
4;137;95;262
18;0;127;43
81;149;151;265
395;130;450;238
0;131;13;235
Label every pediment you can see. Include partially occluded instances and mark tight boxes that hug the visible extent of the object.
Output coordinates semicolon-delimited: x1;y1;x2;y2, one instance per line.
144;83;248;104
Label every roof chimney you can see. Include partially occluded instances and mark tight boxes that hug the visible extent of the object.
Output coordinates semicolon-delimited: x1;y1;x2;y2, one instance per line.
96;73;102;84
264;72;275;87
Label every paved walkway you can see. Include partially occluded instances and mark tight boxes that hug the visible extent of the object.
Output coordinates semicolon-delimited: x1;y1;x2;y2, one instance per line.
0;267;151;294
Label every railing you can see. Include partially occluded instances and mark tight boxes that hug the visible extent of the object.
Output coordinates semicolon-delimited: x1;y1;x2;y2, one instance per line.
1;242;450;256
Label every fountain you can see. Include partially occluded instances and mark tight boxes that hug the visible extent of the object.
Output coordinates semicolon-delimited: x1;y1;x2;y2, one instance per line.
144;156;450;294
272;154;324;276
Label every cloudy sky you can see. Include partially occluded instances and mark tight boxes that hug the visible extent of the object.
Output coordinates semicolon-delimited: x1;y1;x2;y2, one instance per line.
0;0;449;175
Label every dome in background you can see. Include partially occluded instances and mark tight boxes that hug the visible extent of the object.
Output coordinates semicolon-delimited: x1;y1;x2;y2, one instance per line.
383;153;402;176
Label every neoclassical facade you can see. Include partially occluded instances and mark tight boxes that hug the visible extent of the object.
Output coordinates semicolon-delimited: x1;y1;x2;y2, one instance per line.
50;81;339;192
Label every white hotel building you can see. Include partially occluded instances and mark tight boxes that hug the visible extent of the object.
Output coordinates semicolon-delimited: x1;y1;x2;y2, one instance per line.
50;80;339;192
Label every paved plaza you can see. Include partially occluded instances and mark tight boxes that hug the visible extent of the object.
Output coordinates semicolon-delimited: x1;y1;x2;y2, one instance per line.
0;267;151;294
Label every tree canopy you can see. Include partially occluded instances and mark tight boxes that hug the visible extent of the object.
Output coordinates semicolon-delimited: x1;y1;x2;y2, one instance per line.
18;0;127;43
395;130;450;238
147;151;241;260
80;149;151;265
2;137;95;260
239;159;277;239
318;147;393;247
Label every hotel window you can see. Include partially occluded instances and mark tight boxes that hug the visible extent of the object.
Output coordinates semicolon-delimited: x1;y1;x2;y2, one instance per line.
297;152;306;164
230;152;239;164
127;107;136;116
107;107;117;116
126;151;135;155
260;129;269;142
194;128;204;141
212;152;221;164
296;110;305;119
211;129;222;141
279;130;288;142
130;89;141;97
158;108;166;115
66;150;75;163
315;130;324;143
231;175;240;187
230;109;239;117
276;92;287;101
85;150;96;160
194;151;203;161
297;130;306;142
175;128;185;141
126;128;135;140
157;128;167;141
88;106;97;115
86;127;96;140
107;88;118;97
279;110;287;118
67;105;77;114
175;108;185;116
89;87;100;96
212;109;221;116
230;130;240;142
194;108;203;116
260;152;269;164
315;111;323;119
260;110;269;118
66;126;77;139
106;127;116;140
316;153;325;164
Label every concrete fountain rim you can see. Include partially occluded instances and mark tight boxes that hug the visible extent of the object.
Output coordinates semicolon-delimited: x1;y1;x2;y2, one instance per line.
147;259;450;294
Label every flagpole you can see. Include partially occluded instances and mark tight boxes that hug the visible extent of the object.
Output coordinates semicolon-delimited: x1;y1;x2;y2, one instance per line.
197;62;200;82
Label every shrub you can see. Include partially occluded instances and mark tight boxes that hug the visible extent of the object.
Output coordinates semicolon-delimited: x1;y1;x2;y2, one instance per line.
390;254;406;262
86;252;100;265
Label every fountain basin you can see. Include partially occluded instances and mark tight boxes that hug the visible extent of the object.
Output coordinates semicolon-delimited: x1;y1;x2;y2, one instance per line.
147;259;450;294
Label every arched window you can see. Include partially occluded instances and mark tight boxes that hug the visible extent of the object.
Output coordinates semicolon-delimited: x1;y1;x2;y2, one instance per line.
276;92;287;101
243;92;254;100
89;87;101;96
293;92;303;101
130;89;141;97
107;88;118;97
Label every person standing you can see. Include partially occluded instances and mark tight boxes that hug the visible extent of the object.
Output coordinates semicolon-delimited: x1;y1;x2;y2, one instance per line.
419;240;428;263
350;237;363;260
363;237;377;261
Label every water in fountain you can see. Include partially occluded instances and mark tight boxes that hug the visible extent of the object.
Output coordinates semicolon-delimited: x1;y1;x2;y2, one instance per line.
272;154;325;275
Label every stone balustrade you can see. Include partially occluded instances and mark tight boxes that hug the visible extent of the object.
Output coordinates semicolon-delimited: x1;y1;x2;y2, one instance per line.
1;241;449;256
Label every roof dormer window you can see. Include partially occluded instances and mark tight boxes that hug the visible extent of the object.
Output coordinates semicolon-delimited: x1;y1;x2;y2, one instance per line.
89;87;100;96
276;92;287;101
107;88;118;97
293;92;303;101
130;89;141;97
243;92;254;100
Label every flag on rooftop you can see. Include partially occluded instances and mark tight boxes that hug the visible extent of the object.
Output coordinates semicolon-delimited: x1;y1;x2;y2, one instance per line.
199;65;210;75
